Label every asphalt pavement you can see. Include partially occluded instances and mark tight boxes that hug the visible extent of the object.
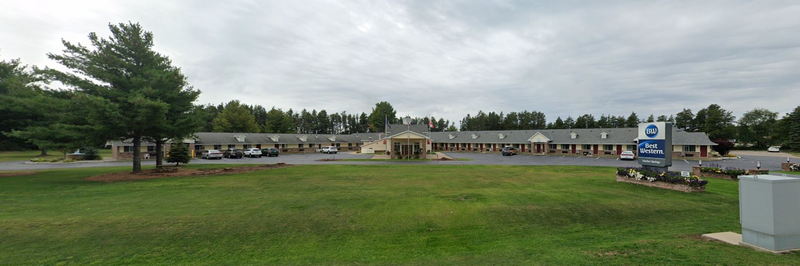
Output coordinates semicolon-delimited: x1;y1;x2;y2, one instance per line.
0;152;795;172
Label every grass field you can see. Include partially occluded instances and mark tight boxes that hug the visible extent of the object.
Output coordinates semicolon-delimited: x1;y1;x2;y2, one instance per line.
0;164;797;264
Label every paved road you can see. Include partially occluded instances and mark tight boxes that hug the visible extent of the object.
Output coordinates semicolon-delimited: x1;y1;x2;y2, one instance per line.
0;152;794;172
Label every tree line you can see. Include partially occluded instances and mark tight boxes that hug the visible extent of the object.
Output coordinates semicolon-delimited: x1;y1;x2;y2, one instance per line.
194;100;457;134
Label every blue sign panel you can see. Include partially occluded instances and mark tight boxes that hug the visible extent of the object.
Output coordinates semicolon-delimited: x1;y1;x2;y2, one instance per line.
638;140;666;159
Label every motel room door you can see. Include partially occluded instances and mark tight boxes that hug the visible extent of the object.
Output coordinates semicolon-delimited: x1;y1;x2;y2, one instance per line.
535;144;542;153
616;145;622;155
700;146;708;157
592;145;598;155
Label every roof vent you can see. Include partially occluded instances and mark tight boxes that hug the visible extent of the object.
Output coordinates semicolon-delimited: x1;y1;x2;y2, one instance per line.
327;136;336;142
570;132;578;139
234;135;246;143
297;135;307;142
471;134;479;139
448;134;456;140
498;133;506;139
601;132;608;139
269;135;279;142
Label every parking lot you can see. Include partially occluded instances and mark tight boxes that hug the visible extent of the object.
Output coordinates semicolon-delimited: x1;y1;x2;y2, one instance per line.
1;151;795;173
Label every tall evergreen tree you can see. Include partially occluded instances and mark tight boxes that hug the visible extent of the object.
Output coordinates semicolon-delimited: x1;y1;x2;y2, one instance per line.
212;101;260;133
45;22;188;172
625;112;640;127
368;101;397;132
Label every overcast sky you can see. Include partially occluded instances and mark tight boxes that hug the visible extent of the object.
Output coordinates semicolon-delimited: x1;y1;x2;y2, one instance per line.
2;0;799;123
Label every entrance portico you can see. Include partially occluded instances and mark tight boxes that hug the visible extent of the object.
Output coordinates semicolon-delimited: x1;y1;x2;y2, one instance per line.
386;131;432;159
528;132;550;155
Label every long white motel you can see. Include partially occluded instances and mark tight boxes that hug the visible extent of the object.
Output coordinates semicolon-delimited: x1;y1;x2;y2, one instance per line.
109;123;716;160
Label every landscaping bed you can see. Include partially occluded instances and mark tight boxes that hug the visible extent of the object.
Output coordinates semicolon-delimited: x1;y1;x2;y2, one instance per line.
85;163;291;182
616;167;707;193
782;162;800;172
691;166;767;180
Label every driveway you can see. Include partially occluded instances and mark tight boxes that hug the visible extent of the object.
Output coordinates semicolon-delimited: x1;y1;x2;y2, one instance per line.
730;150;799;159
0;152;795;172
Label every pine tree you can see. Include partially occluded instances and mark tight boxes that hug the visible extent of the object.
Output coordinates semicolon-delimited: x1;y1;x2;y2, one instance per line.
167;144;190;166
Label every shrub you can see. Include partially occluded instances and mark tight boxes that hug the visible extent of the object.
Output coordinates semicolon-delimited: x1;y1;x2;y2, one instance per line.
82;147;101;160
167;144;190;166
711;139;734;155
699;167;745;178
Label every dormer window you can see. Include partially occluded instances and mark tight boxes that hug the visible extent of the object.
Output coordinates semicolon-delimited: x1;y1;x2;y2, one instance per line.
327;136;336;142
448;134;456;140
570;132;578;139
601;132;608;139
471;134;479;139
498;133;506;139
297;135;307;142
234;135;246;143
269;135;279;142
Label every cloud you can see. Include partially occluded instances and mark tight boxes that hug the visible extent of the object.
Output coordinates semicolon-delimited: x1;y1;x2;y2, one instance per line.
1;0;799;124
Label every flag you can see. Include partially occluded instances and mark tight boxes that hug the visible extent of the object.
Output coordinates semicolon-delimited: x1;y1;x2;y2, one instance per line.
428;117;435;129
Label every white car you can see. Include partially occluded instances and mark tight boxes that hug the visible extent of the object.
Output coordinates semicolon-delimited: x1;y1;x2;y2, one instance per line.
767;146;781;152
201;150;223;159
243;148;262;158
619;151;636;160
321;146;338;154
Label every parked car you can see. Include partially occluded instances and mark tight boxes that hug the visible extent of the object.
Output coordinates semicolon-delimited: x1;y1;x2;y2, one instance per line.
223;149;244;159
768;146;781;152
501;146;518;156
261;148;280;157
243;148;262;158
619;151;636;160
201;149;223;160
321;146;338;154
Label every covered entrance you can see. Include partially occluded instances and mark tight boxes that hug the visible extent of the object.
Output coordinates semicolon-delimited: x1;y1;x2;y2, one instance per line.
386;131;432;159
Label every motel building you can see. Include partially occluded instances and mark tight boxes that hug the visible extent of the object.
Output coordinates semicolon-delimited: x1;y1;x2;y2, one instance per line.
109;125;716;160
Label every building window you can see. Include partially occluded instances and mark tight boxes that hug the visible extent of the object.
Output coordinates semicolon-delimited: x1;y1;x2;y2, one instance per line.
549;144;557;150
123;146;132;152
228;144;235;149
299;144;304;148
214;145;222;150
348;143;353;147
582;144;591;150
627;145;636;151
194;145;202;151
561;144;570;150
243;144;250;149
603;145;613;151
147;146;155;152
684;145;696;152
256;144;261;149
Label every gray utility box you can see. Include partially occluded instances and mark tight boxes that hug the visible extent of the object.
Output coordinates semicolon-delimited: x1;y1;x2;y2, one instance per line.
739;174;800;252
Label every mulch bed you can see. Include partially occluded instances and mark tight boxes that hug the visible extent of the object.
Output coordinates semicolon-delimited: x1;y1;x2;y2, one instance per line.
0;171;37;178
85;163;292;182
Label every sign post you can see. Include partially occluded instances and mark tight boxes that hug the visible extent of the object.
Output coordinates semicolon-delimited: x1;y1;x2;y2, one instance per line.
637;122;673;172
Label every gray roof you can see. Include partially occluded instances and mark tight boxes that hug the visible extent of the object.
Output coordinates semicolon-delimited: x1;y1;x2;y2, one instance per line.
110;128;715;147
430;128;716;146
385;123;430;136
192;132;383;145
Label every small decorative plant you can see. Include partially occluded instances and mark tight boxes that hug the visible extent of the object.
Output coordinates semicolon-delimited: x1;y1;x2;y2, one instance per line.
617;167;708;187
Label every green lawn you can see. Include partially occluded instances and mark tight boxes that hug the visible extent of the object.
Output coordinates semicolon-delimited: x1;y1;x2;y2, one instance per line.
0;149;112;162
0;165;796;264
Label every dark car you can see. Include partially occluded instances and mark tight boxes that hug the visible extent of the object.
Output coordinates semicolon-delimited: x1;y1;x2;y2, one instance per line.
501;146;518;156
223;149;244;159
261;148;280;157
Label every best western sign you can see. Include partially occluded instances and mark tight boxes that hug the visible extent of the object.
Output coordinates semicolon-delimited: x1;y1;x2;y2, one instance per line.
637;122;672;168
